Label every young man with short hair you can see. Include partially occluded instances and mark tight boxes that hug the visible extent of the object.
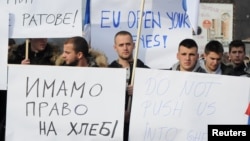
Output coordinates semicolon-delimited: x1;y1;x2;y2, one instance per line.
58;36;108;67
200;40;235;75
108;30;149;141
170;38;206;73
229;40;248;76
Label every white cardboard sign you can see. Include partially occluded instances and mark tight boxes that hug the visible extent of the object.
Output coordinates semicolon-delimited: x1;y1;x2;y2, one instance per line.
6;65;126;141
129;68;250;141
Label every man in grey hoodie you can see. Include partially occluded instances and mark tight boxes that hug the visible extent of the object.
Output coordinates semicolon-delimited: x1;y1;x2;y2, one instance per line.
199;40;235;75
170;38;206;73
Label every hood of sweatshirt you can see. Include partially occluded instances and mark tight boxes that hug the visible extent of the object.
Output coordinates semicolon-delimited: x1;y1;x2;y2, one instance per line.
171;60;202;72
199;59;221;74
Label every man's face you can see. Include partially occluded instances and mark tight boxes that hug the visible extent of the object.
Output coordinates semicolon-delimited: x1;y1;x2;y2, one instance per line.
204;52;222;72
177;46;199;71
62;43;79;66
30;38;47;52
114;34;134;61
229;47;245;65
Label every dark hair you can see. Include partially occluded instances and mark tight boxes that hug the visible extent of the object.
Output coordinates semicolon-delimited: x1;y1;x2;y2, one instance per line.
178;38;198;49
64;36;89;57
229;40;245;53
204;40;224;55
8;38;16;46
114;30;133;42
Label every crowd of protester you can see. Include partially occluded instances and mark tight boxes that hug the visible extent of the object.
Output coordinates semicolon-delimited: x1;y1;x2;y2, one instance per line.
1;31;250;141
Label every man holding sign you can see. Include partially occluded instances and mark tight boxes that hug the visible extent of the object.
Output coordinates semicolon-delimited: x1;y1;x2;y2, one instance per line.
108;30;149;141
8;38;60;65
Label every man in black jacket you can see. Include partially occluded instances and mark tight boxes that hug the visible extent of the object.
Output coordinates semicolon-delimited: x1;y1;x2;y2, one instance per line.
8;38;60;65
108;30;149;141
228;40;249;76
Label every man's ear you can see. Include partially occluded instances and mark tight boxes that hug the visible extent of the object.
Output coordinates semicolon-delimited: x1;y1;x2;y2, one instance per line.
77;52;83;59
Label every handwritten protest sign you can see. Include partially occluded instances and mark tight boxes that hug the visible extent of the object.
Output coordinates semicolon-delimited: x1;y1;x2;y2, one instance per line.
6;65;126;141
0;7;9;90
91;0;193;69
129;68;250;141
0;0;82;38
